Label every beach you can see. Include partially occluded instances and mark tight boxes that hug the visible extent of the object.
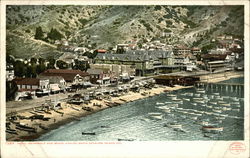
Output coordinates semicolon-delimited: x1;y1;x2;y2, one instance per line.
6;71;244;141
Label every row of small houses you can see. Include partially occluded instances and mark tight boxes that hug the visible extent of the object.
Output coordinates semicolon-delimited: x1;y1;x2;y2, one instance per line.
12;69;118;101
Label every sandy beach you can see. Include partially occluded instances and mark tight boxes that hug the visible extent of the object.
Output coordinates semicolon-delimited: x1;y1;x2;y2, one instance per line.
6;71;244;141
6;84;191;141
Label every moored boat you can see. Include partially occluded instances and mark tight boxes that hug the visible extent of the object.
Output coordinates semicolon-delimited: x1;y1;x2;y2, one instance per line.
202;125;223;133
82;132;96;135
164;122;182;129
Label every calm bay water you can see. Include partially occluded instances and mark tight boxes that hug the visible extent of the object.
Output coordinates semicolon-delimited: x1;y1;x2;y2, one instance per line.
37;77;244;141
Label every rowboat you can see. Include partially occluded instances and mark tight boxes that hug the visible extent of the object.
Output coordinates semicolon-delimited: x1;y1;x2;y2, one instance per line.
232;108;240;112
82;132;96;135
202;126;223;133
156;102;164;105
220;103;230;106
118;138;135;141
194;94;201;97
197;90;205;93
164;122;182;129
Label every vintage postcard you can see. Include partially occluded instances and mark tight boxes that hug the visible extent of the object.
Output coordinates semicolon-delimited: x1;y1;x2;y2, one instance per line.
1;0;249;158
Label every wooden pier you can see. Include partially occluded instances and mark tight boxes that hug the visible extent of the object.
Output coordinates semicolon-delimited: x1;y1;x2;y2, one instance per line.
195;82;244;92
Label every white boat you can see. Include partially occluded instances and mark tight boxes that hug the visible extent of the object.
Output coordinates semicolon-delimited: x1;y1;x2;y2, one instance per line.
151;115;163;120
202;126;223;133
212;93;220;96
190;116;198;120
231;98;239;101
148;112;162;115
180;93;187;96
212;109;222;113
148;113;163;120
197;90;205;93
141;118;151;122
221;107;230;111
169;104;178;107
196;121;210;126
156;102;164;105
239;98;244;101
193;113;202;116
194;94;201;97
162;109;171;113
165;101;172;104
210;102;217;105
193;97;203;100
185;93;194;97
220;114;228;117
235;105;240;108
172;98;181;101
222;96;229;99
165;122;182;129
195;100;205;104
232;108;240;112
215;116;226;120
207;105;213;109
231;102;240;105
191;103;197;106
208;95;214;99
218;101;226;104
203;96;209;100
205;112;213;115
167;94;176;97
215;97;223;101
157;106;170;110
183;98;190;101
220;103;230;106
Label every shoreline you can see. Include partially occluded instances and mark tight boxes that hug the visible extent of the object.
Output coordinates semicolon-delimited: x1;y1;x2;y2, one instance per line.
6;71;244;141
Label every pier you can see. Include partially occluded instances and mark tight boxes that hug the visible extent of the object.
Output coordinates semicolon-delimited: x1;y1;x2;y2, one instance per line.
195;82;244;92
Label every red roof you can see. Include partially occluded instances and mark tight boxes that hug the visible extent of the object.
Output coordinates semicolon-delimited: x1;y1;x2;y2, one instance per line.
96;49;107;53
40;69;89;82
13;78;40;86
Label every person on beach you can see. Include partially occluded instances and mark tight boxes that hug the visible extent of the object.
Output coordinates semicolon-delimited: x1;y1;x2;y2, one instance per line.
54;118;56;122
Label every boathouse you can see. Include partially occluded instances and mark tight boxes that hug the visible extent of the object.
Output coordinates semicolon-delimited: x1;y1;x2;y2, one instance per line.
153;75;200;86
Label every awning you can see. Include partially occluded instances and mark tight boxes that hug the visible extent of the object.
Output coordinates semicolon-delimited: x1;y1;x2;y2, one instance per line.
103;77;110;80
51;87;61;92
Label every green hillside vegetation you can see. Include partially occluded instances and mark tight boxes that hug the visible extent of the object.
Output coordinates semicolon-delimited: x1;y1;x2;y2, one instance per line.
6;5;244;58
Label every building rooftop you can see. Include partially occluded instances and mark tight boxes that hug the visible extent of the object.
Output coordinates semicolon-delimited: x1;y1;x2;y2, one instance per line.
40;69;89;82
13;78;40;85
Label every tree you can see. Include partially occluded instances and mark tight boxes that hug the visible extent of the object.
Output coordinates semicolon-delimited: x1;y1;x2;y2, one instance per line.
26;64;37;78
47;28;63;42
73;60;90;71
83;51;98;59
47;58;56;69
6;81;18;101
14;61;26;77
34;26;44;40
56;60;68;69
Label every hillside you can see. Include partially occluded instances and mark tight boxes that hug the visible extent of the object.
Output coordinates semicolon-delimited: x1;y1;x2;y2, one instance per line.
6;5;244;58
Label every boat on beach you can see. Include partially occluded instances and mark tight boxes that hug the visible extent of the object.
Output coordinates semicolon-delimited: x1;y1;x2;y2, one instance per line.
6;128;18;135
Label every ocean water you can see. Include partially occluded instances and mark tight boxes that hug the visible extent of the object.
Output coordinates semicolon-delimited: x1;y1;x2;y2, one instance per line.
37;77;244;141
